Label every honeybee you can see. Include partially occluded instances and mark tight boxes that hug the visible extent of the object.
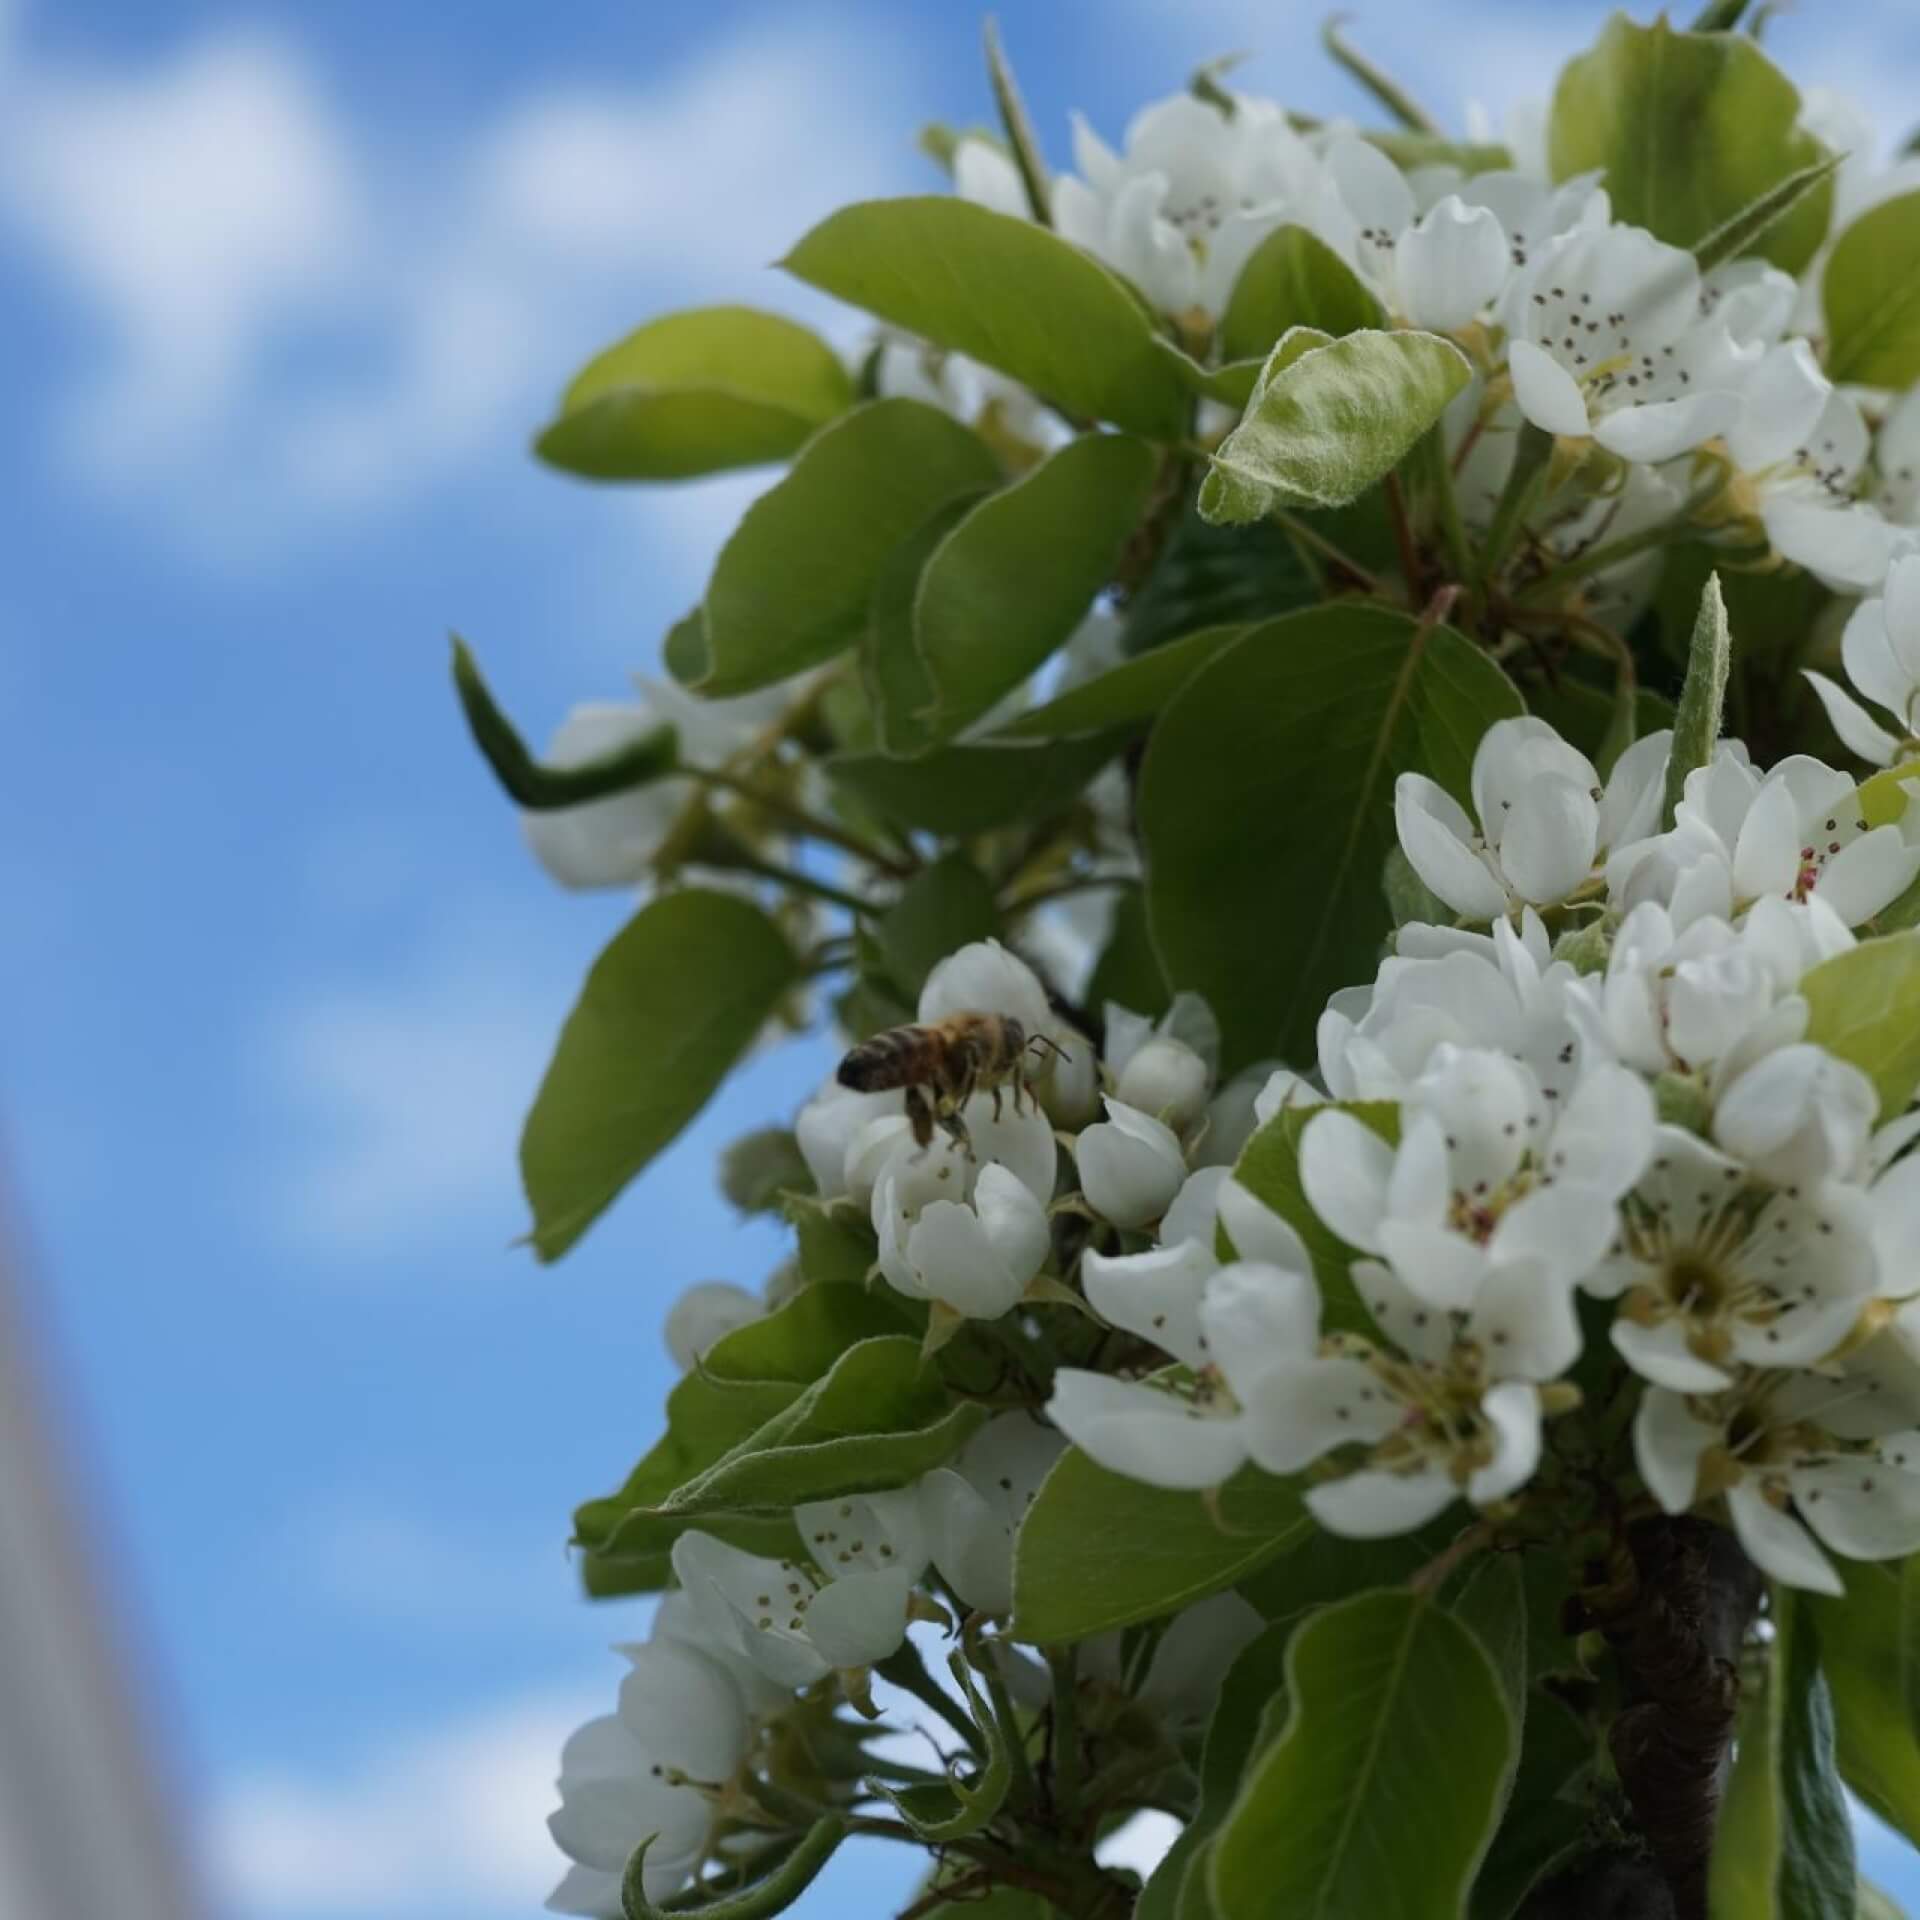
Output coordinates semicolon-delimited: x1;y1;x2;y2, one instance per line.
837;1013;1068;1151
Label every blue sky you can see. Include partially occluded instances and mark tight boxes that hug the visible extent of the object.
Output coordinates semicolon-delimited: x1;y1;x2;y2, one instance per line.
6;1;1920;1915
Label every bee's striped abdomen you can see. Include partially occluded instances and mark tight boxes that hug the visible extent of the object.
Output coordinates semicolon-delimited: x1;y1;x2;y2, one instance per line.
837;1025;938;1092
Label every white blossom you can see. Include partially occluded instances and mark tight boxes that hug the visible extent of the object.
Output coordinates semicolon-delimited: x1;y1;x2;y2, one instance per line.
1106;992;1218;1132
663;1281;764;1372
1076;1097;1188;1228
871;1096;1057;1318
918;1412;1067;1616
547;1630;752;1914
1713;1043;1880;1186
919;939;1097;1126
1805;555;1920;766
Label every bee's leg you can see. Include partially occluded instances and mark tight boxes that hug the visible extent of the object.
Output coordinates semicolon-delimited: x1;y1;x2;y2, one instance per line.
905;1085;935;1151
991;1083;1004;1122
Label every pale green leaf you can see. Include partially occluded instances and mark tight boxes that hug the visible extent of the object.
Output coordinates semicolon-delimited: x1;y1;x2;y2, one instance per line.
1200;328;1471;522
1694;154;1843;274
1209;1591;1515;1920
1810;1558;1920;1847
699;398;1001;695
1826;193;1920;390
862;495;987;757
1800;933;1920;1121
1548;14;1834;273
1140;605;1524;1069
521;890;799;1259
535;306;853;481
781;197;1193;437
1664;573;1731;828
1220;225;1384;365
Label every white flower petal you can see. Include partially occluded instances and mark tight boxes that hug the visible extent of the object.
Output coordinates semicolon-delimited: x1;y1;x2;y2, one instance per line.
1498;774;1600;903
1298;1108;1394;1253
1633;1387;1716;1513
1613;1315;1736;1393
1395;774;1510;918
1306;1465;1457;1537
1241;1356;1398;1475
1078;1098;1187;1228
1216;1175;1312;1270
1467;1381;1542;1503
1045;1371;1247;1490
1508;337;1590;437
1083;1239;1219;1369
1593;390;1741;462
1727;1480;1844;1595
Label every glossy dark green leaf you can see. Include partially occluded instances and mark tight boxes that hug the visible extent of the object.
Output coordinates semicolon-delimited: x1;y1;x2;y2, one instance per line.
914;433;1161;741
1087;888;1172;1021
521;891;799;1259
1011;1448;1308;1643
1548;14;1833;273
1140;606;1523;1070
535;306;853;481
782;198;1193;437
827;731;1126;836
862;495;987;757
1004;624;1246;740
1469;1691;1595;1920
1121;497;1316;656
1209;1591;1515;1920
699;399;1001;695
876;855;999;998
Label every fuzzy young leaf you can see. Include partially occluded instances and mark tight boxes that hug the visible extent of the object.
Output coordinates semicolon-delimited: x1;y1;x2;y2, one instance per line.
535;306;853;481
1208;1590;1515;1920
521;891;799;1259
913;433;1161;741
1663;573;1731;829
1199;328;1471;522
698;399;1001;695
781;197;1194;437
1219;225;1384;365
1141;605;1523;1070
1800;933;1920;1120
1826;192;1920;390
1548;14;1834;273
1011;1448;1308;1643
1810;1559;1920;1849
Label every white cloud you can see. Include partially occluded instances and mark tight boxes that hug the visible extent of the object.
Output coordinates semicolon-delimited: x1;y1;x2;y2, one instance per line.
0;10;922;555
208;1689;592;1915
254;918;561;1255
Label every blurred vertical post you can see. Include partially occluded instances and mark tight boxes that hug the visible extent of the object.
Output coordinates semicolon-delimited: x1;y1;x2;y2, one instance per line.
0;1227;205;1916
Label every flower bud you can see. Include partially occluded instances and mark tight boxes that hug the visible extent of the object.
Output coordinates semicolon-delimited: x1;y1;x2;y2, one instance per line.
1076;1098;1187;1228
663;1281;763;1371
1116;1034;1211;1131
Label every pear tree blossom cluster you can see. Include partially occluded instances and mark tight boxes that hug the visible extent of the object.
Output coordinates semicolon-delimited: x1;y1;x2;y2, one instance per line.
454;10;1920;1915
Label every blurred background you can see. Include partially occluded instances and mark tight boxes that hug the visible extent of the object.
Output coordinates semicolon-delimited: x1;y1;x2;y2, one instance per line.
7;1;1920;1915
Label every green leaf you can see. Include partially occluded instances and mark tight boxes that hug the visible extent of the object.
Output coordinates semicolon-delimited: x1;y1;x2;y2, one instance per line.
451;638;677;808
1005;623;1246;740
862;495;987;757
782;197;1193;437
1859;1883;1909;1920
1664;573;1731;828
1451;1555;1530;1735
698;398;1001;695
521;890;799;1260
872;1652;1013;1839
1523;673;1675;766
1858;756;1920;831
1121;496;1316;656
827;731;1126;836
1711;1587;1855;1919
982;19;1050;224
623;1814;846;1920
535;306;853;482
659;1335;981;1515
1236;1520;1448;1622
1220;225;1385;365
1226;1102;1398;1336
1208;1590;1515;1920
1469;1691;1596;1920
1811;1556;1920;1846
719;1128;813;1214
786;1195;880;1289
913;433;1162;741
1548;14;1834;273
876;855;1000;998
1694;154;1843;274
1826;193;1920;390
664;606;709;686
1012;1448;1309;1643
1800;933;1920;1120
1140;1615;1301;1920
1141;605;1524;1070
1199;329;1471;522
